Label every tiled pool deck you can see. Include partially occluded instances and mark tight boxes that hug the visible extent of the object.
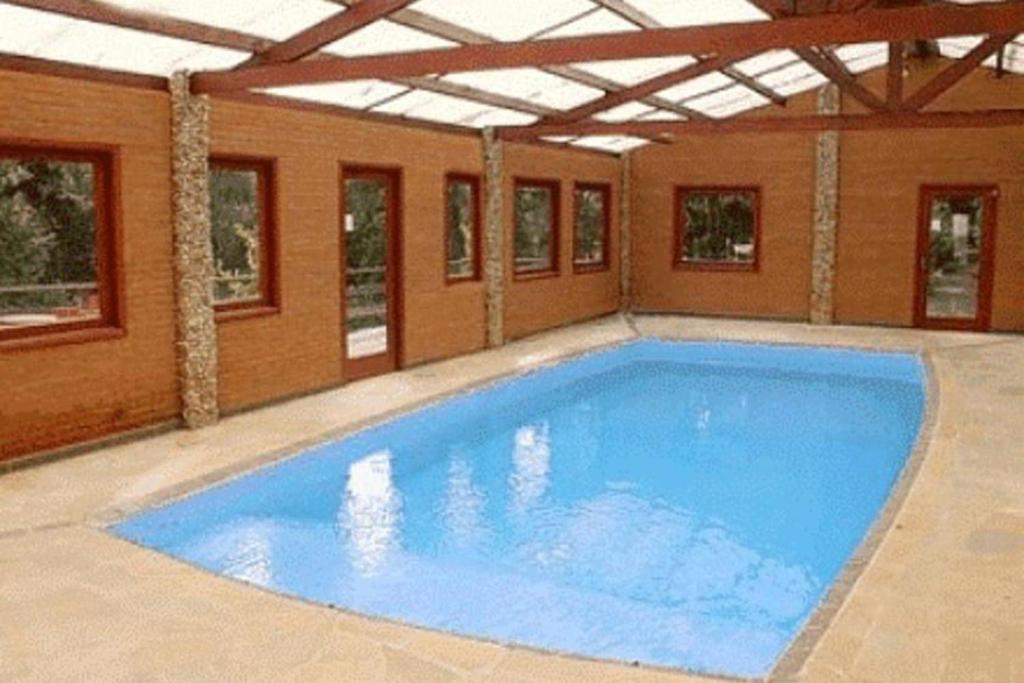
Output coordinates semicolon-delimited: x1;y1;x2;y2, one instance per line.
2;315;1022;682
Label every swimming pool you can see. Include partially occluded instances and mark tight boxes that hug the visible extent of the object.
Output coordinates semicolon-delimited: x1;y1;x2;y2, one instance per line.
112;340;926;678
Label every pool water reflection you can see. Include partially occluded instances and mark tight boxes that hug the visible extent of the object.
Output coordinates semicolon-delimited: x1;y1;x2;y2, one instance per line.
113;341;925;678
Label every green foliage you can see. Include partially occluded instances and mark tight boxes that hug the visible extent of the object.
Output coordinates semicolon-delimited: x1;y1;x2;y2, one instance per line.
515;187;553;271
574;189;605;264
682;192;755;263
447;181;474;277
345;179;388;330
0;158;96;313
210;168;261;303
928;197;983;275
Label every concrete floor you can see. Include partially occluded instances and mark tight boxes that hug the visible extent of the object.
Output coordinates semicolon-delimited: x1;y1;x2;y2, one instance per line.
1;315;1022;682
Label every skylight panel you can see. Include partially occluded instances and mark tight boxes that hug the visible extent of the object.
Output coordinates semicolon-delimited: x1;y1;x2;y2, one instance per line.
0;4;246;76
656;72;734;102
539;9;638;39
371;89;536;128
733;50;801;78
628;0;770;27
595;102;656;123
571;136;649;153
262;81;409;110
100;0;342;42
685;85;770;118
756;62;829;97
833;43;889;75
323;19;456;56
573;57;698;87
407;0;595;41
637;109;686;122
442;69;602;110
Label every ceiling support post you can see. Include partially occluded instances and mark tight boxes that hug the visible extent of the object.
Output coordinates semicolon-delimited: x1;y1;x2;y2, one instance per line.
482;128;506;348
810;83;841;325
169;72;219;427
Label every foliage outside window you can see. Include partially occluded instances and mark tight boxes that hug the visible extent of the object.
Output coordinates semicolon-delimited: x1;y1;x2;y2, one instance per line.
209;159;274;311
514;180;559;276
0;147;115;340
344;176;390;336
446;174;480;282
573;184;609;271
677;188;759;270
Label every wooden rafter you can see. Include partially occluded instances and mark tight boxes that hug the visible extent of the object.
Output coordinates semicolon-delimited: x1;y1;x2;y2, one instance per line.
499;108;1024;140
2;0;561;119
326;0;703;121
795;47;888;112
888;42;905;107
593;0;787;108
193;3;1024;92
246;0;418;66
545;56;747;124
2;0;270;52
901;34;1016;110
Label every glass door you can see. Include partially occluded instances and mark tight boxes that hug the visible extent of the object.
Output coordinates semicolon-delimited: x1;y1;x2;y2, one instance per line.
915;185;997;331
341;167;401;379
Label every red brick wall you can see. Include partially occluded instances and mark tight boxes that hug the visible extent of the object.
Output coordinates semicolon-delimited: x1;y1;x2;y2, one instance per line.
209;97;489;412
503;143;621;340
0;70;179;460
631;60;1024;332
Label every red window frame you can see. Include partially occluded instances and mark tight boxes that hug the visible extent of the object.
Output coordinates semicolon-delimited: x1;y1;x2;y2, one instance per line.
572;182;612;274
0;141;122;349
444;172;482;284
674;185;762;273
209;155;279;320
513;177;561;280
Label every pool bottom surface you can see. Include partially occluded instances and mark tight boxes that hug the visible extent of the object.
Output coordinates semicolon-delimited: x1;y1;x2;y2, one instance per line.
113;341;925;678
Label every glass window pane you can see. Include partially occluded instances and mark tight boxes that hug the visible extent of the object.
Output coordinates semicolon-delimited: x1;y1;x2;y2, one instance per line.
925;194;984;320
679;190;757;266
515;184;556;274
0;155;101;331
446;179;476;280
574;187;606;267
210;165;263;306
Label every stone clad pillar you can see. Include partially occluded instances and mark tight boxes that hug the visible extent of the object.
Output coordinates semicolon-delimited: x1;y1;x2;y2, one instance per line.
169;72;218;427
482;128;505;348
810;83;841;325
619;151;633;311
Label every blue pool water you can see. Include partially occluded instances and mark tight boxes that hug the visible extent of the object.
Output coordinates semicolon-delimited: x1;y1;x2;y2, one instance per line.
113;340;925;678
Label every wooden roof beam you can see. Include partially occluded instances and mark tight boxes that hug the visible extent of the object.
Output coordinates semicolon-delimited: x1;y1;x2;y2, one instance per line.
901;34;1016;110
192;3;1024;92
499;108;1024;139
246;0;418;66
795;47;888;112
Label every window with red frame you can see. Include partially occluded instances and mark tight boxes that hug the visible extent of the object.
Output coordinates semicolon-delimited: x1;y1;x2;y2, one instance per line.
209;157;277;313
514;179;560;277
0;144;118;342
676;187;760;270
573;183;610;272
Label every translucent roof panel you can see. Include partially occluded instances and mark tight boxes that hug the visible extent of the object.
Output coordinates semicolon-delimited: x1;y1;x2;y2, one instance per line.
101;0;341;42
637;109;686;122
0;4;247;76
570;136;650;153
833;43;889;75
372;89;537;128
540;9;638;39
262;81;410;110
685;84;770;119
323;19;456;57
407;0;597;41
733;50;801;78
656;72;735;103
629;0;770;27
573;57;698;87
756;62;829;97
441;68;602;110
595;102;657;123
